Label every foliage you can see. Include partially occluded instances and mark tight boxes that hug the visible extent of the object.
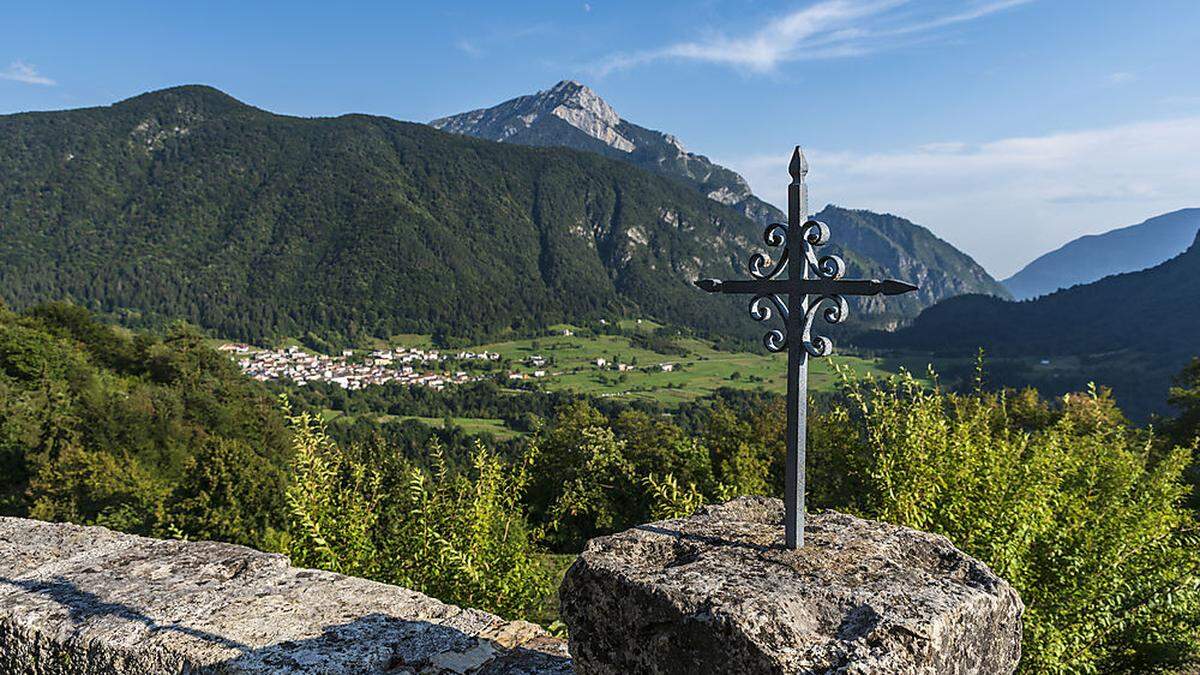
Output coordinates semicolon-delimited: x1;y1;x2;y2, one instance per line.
0;303;291;549
810;369;1200;673
284;402;554;620
629;328;689;357
643;473;708;520
1163;358;1200;449
527;399;771;551
1162;357;1200;508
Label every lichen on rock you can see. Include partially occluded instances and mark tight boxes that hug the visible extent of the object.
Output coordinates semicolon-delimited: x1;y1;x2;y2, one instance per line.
0;517;570;674
559;496;1023;675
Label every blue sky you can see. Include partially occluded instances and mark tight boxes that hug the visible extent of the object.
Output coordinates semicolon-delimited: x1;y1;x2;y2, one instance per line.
2;0;1199;277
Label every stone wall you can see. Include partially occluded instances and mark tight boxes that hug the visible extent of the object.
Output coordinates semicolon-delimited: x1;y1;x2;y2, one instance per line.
0;500;1024;674
0;517;569;674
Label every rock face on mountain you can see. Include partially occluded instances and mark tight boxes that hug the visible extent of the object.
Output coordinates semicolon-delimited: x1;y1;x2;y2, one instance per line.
432;81;777;226
813;205;1011;328
1004;208;1200;300
433;81;1009;328
560;497;1023;675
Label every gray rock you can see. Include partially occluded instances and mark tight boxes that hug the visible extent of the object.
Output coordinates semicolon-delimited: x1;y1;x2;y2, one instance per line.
0;517;570;674
560;497;1023;675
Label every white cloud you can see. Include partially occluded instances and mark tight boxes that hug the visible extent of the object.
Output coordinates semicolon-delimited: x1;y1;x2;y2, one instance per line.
0;60;56;86
589;0;1033;76
1108;71;1135;85
720;116;1200;278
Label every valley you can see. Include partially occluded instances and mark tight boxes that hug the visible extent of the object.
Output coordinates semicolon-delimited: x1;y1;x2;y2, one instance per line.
225;320;894;439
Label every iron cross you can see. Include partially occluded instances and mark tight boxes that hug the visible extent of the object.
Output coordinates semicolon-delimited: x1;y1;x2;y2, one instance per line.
695;146;918;549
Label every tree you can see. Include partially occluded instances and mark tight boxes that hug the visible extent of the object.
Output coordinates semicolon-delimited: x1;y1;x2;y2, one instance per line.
1161;357;1200;509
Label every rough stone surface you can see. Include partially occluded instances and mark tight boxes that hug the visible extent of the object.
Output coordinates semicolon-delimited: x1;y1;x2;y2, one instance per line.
0;517;570;674
560;497;1023;675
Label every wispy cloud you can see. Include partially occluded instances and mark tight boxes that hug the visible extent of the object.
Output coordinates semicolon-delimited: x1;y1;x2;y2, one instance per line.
455;39;483;57
589;0;1033;76
0;60;56;86
454;23;553;59
1108;71;1135;85
721;116;1200;277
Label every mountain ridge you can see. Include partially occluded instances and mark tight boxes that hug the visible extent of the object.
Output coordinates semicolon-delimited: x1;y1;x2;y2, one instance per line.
0;84;774;344
867;229;1200;418
1003;208;1200;300
432;80;780;224
0;84;1007;345
432;80;1011;325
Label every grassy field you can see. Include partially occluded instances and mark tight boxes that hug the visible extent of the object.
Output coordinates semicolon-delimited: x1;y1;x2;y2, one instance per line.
399;416;522;439
320;409;523;439
469;323;892;405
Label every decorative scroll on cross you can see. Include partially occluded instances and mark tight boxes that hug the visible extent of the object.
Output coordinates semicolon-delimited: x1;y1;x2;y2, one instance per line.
695;146;918;549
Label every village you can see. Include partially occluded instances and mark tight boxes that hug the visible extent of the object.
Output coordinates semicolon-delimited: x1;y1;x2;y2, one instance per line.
219;344;500;390
220;340;681;392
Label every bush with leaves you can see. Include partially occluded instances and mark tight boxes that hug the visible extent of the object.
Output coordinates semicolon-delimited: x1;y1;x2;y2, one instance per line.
809;369;1200;673
284;402;553;620
0;303;291;549
527;401;756;550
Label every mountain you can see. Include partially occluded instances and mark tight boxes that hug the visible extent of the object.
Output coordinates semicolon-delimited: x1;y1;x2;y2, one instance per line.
1004;209;1200;300
809;206;1011;327
867;230;1200;418
432;81;1010;326
432;80;781;226
0;85;1004;347
0;85;774;345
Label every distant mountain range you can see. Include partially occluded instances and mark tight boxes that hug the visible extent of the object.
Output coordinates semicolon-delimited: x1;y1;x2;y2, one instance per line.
432;80;1010;327
1004;208;1200;300
868;229;1200;418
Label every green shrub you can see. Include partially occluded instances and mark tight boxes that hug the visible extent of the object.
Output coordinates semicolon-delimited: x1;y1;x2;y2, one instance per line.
284;402;553;620
811;370;1200;673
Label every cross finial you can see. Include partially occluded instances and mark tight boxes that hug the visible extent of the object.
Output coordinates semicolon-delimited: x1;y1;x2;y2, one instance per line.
789;146;808;182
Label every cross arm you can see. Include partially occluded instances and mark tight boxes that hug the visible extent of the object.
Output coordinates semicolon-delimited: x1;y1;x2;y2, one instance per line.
800;278;918;297
694;279;787;295
695;277;917;297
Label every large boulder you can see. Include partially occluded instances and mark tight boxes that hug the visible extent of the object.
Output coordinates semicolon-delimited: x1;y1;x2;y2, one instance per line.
560;497;1023;675
0;517;570;674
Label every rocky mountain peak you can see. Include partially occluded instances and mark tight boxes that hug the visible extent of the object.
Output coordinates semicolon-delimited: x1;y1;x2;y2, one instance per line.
432;80;634;152
538;80;630;150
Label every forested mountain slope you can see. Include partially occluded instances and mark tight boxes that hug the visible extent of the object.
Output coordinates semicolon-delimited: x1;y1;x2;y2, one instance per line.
867;230;1200;417
0;86;775;344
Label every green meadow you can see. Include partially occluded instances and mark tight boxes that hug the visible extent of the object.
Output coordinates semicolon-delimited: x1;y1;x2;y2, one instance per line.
470;323;890;406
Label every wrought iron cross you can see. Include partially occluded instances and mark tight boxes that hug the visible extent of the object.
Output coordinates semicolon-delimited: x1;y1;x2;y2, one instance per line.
695;146;918;549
